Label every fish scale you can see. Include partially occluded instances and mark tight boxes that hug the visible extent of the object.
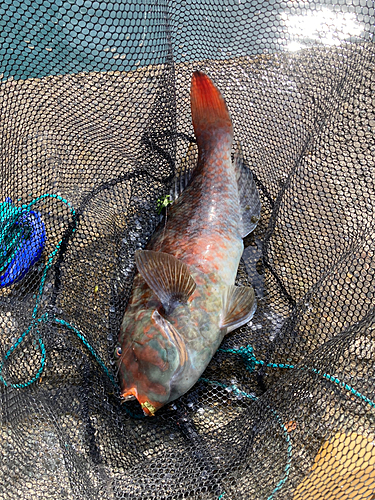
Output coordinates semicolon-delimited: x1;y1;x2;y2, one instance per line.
148;142;243;283
117;71;260;415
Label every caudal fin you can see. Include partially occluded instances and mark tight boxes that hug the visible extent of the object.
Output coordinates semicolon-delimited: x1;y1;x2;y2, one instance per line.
190;71;233;149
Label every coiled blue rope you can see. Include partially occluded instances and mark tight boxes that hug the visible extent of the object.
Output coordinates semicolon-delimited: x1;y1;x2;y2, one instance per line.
0;197;46;287
0;194;77;388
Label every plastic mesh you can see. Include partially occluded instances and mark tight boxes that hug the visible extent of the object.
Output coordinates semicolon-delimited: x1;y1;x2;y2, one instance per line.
1;1;375;499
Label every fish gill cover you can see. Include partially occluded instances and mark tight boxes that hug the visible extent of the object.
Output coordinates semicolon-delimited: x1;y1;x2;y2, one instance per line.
0;1;374;499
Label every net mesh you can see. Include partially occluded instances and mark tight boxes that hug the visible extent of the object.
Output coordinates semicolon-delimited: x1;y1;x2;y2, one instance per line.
1;1;375;499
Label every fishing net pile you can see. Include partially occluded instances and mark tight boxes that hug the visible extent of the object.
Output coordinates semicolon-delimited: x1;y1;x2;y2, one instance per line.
0;1;374;499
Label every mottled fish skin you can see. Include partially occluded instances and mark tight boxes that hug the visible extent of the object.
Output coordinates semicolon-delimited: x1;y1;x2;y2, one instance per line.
117;71;257;416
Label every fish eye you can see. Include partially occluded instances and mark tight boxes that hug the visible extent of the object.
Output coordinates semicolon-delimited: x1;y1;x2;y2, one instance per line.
114;346;122;358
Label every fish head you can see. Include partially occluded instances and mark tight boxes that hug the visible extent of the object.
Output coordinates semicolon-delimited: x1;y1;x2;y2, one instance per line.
116;277;195;416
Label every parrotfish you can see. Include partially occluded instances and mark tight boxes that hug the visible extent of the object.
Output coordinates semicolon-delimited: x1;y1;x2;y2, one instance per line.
116;71;261;416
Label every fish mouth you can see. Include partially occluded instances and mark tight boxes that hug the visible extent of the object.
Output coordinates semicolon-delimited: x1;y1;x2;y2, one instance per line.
122;394;136;401
121;387;158;416
121;388;138;402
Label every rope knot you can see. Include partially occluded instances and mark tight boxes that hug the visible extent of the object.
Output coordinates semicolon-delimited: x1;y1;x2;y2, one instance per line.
220;344;260;372
235;345;259;372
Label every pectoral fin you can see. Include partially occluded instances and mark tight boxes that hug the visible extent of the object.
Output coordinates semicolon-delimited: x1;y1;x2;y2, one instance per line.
221;285;257;333
136;250;196;313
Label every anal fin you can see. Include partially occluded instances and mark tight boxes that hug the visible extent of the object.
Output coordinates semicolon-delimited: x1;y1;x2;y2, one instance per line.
221;285;257;334
234;143;261;238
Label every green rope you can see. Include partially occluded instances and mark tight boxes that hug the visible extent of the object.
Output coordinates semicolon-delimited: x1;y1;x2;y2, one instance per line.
1;193;373;431
0;313;121;390
0;194;76;388
0;317;47;388
0;195;147;424
51;318;146;418
222;344;375;409
312;368;375;409
217;343;375;498
53;317;117;388
201;378;292;500
220;345;295;371
28;195;76;320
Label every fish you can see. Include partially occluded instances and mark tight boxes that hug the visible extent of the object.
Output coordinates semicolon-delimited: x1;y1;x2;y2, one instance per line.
116;71;261;416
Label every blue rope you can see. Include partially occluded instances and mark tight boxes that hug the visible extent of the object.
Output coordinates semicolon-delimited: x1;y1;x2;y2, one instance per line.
0;316;48;388
0;194;75;288
0;194;76;387
311;368;375;409
1;193;374;431
222;344;375;408
201;378;292;500
0;198;45;286
53;317;117;388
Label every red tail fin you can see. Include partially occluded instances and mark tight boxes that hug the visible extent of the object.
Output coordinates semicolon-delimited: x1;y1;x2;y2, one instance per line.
190;71;233;148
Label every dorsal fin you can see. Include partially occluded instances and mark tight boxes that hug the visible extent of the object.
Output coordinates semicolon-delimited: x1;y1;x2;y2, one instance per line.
135;250;196;313
220;285;257;334
169;168;193;202
234;143;261;238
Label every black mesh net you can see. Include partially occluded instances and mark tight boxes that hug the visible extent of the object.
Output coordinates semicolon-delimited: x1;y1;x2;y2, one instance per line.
1;1;375;499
